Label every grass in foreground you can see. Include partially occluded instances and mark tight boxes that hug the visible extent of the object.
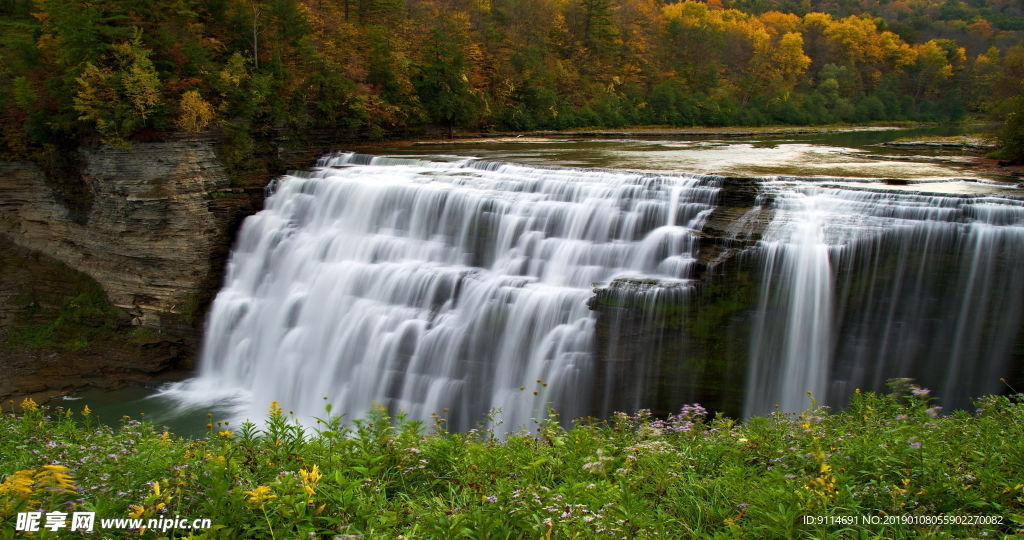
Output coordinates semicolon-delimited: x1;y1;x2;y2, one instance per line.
1;380;1022;539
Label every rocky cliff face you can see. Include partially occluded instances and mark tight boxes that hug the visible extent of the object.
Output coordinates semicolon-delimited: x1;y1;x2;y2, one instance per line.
589;178;770;419
0;137;263;337
0;237;187;404
0;137;264;402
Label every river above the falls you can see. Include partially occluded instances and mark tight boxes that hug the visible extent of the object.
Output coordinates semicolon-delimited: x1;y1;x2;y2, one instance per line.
66;124;1023;435
360;124;1013;183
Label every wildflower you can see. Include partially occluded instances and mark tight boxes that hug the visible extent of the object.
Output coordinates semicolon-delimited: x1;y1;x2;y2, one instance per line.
269;401;283;418
582;449;613;474
299;465;322;496
82;405;91;417
128;505;145;519
217;430;233;439
0;470;36;499
20;398;38;412
35;465;77;494
243;485;276;505
926;406;942;417
911;387;930;397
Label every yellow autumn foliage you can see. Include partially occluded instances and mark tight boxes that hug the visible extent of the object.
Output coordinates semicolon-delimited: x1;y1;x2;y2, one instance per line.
176;90;217;133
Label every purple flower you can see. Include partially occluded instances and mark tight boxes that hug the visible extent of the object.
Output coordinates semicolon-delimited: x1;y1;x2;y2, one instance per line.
911;387;930;397
736;503;749;509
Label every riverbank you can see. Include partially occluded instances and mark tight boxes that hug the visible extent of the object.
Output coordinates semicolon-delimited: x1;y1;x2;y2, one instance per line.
360;123;926;147
0;383;1020;538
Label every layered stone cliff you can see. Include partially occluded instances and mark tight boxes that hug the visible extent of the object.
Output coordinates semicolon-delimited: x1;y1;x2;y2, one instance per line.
0;237;188;403
0;137;263;339
0;136;267;400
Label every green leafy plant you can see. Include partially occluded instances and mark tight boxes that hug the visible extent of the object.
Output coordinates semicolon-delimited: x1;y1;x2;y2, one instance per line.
0;386;1022;539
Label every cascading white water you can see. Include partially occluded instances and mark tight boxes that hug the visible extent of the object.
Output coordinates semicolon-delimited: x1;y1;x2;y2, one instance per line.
746;183;1024;416
165;153;720;431
746;192;833;415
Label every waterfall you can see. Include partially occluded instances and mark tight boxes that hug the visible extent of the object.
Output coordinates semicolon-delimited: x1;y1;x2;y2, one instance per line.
745;190;833;416
163;150;1024;427
166;153;720;431
746;183;1024;416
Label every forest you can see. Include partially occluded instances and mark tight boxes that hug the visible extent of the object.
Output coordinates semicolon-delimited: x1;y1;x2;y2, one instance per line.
1;0;1024;157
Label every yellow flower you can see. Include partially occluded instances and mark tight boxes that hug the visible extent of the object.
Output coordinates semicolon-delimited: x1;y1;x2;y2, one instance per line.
128;505;145;519
217;430;233;439
299;464;321;497
0;470;36;499
243;485;276;505
35;465;77;494
299;465;322;486
82;405;91;417
20;398;38;412
269;401;283;418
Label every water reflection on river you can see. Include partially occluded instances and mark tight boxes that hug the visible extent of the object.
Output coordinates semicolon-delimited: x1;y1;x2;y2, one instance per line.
366;124;1008;181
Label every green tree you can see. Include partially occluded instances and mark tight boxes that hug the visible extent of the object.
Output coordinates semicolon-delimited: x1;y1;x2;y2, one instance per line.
414;19;482;137
996;97;1024;164
72;30;162;147
581;0;619;55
